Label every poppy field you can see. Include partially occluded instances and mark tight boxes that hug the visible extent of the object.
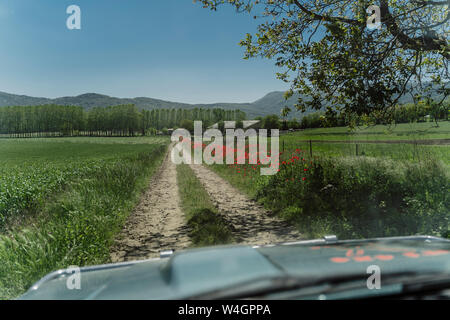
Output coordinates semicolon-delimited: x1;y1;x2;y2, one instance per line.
204;125;450;240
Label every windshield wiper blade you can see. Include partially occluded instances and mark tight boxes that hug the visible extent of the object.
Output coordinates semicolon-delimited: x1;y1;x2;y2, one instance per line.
189;275;309;300
189;271;449;300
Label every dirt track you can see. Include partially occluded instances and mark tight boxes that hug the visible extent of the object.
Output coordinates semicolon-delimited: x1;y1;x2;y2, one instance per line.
189;164;302;245
110;145;191;262
110;145;303;262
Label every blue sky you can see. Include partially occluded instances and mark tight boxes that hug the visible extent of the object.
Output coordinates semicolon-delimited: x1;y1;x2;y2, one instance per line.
0;0;288;103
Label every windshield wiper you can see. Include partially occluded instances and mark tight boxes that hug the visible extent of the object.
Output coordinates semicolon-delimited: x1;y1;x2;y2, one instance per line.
189;271;450;300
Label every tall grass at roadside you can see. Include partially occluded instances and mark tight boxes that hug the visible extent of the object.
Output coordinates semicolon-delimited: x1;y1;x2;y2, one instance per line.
210;162;262;199
0;145;167;299
207;144;449;240
176;164;234;246
256;154;449;239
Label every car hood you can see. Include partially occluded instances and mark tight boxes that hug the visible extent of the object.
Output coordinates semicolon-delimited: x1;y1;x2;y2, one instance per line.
19;235;450;300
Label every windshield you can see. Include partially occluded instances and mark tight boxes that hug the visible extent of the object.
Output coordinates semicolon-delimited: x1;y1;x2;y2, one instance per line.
0;0;448;302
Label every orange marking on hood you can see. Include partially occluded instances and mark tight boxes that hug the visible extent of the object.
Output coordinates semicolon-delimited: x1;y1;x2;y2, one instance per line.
374;254;394;261
403;252;420;258
330;257;350;263
422;250;449;256
353;256;373;262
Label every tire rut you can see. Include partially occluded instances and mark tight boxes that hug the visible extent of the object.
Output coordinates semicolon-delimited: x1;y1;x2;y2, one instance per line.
110;144;191;262
189;164;302;246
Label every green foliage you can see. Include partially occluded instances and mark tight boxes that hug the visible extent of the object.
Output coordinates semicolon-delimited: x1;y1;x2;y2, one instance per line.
255;156;449;239
300;111;326;129
0;105;246;137
0;162;92;229
197;0;449;123
262;114;280;130
235;119;244;129
295;100;449;130
288;118;301;129
393;100;449;124
217;121;225;132
0;139;167;299
280;122;450;166
179;119;194;133
177;164;234;247
146;127;158;136
284;121;450;142
207;122;449;240
187;208;235;247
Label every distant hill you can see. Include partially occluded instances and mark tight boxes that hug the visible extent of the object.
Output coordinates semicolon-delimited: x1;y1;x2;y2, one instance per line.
0;84;445;119
0;91;306;119
248;91;310;118
0;92;52;106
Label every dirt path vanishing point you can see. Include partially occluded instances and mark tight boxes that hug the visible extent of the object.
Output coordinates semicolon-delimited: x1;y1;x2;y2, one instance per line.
189;164;302;246
111;144;303;263
110;144;191;262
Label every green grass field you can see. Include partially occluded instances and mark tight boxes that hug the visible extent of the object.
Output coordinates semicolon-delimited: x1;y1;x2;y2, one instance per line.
286;121;450;141
0;137;169;299
208;122;450;240
0;137;168;163
0;122;448;299
279;122;450;166
279;140;450;165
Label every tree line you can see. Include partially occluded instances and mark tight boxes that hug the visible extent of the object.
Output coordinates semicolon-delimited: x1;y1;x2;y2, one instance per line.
250;99;450;132
0;104;246;137
283;100;449;130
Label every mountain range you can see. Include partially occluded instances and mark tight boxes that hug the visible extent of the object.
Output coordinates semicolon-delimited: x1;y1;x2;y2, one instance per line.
0;85;444;119
0;91;311;119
